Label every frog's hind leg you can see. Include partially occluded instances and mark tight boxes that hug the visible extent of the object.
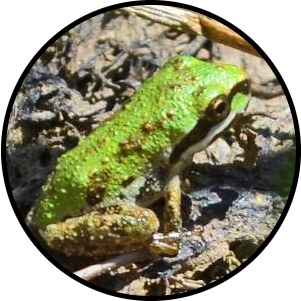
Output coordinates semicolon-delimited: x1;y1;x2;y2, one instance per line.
41;204;160;257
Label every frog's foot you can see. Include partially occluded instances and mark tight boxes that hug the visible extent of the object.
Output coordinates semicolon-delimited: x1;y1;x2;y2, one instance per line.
40;204;159;257
150;231;182;256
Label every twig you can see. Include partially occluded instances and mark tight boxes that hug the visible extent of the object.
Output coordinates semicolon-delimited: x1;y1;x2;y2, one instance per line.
119;5;260;57
251;83;284;99
74;249;151;281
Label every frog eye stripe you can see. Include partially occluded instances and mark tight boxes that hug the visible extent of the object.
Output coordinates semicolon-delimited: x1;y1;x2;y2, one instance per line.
181;111;237;157
168;111;237;178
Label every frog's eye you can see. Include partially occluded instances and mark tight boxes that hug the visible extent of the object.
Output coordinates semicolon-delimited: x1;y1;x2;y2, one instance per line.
207;95;230;122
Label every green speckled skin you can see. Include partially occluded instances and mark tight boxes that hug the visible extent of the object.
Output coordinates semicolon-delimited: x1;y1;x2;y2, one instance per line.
28;55;249;256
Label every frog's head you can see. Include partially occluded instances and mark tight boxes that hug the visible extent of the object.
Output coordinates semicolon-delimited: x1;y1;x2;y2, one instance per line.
169;65;250;168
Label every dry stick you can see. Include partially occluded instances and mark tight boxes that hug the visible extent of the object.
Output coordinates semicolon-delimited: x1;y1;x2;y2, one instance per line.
120;5;260;58
251;83;284;99
74;249;151;281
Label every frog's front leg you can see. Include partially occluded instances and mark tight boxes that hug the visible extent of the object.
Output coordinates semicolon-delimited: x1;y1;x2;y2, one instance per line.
148;174;184;257
164;174;182;232
41;204;159;257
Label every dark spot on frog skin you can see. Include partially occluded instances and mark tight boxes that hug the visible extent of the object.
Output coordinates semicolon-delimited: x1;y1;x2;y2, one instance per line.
119;138;142;155
87;186;106;206
166;111;174;119
122;176;136;187
143;122;155;132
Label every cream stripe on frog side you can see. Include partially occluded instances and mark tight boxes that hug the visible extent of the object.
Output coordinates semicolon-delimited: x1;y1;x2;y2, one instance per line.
168;111;237;179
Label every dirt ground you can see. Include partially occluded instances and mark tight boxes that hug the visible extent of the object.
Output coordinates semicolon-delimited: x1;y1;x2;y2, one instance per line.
5;9;296;296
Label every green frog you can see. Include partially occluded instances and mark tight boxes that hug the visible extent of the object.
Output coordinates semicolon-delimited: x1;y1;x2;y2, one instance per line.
26;55;250;257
